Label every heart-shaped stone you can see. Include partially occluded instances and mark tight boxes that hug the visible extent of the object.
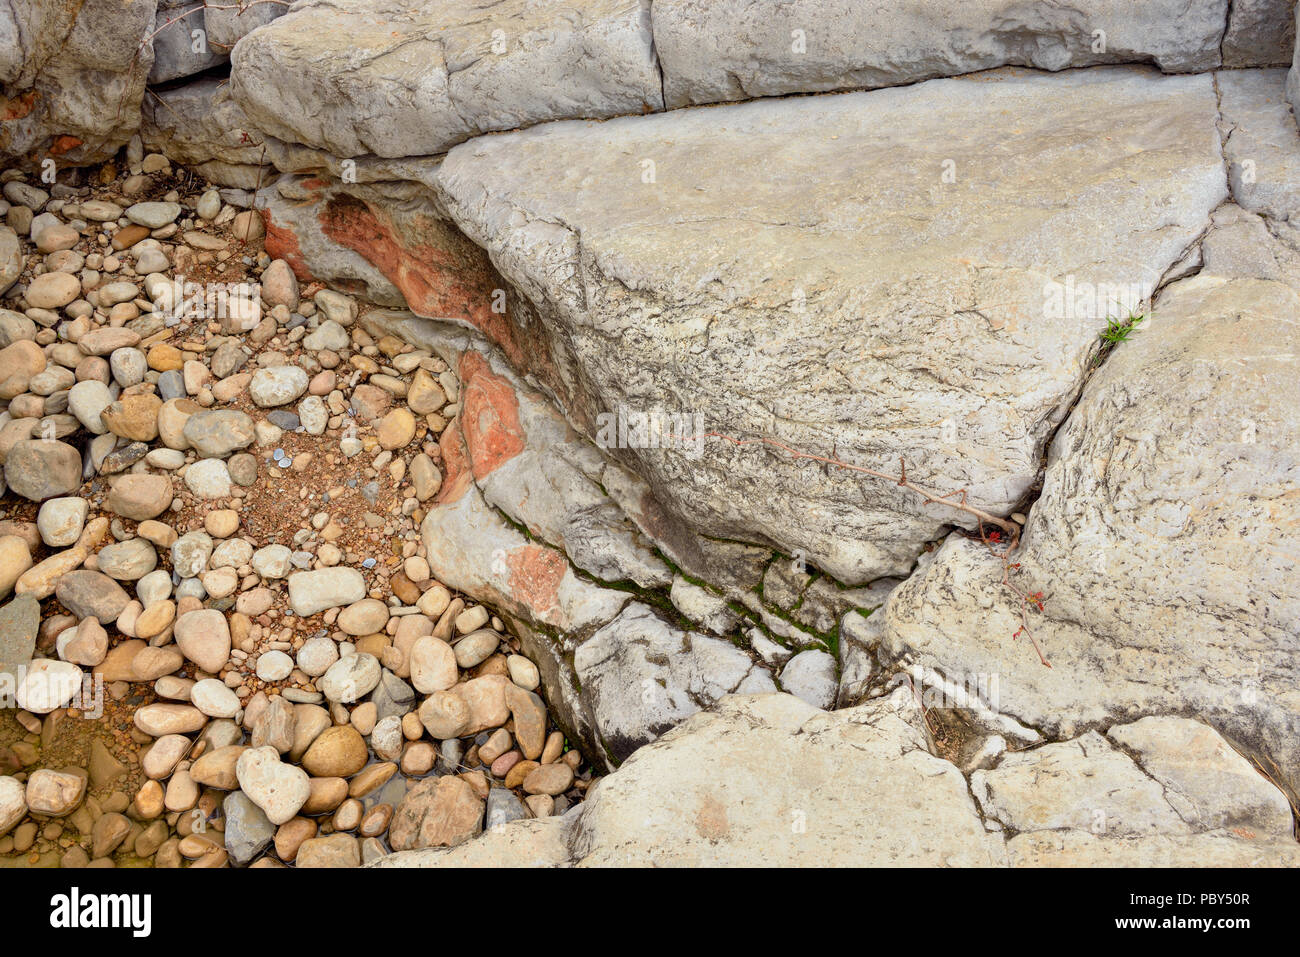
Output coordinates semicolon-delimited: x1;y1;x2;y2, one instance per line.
235;746;310;825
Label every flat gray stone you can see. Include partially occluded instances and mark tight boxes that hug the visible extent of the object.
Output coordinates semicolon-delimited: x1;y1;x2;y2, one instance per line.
573;602;772;763
148;1;227;84
654;0;1229;109
0;593;39;679
223;790;276;866
230;0;662;159
881;262;1300;794
435;67;1226;584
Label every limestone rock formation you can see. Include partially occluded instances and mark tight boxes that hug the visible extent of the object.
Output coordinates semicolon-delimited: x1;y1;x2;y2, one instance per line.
140;77;272;190
879;262;1300;793
230;0;662;160
653;0;1228;109
0;0;159;166
380;693;1300;867
433;67;1226;584
149;0;226;84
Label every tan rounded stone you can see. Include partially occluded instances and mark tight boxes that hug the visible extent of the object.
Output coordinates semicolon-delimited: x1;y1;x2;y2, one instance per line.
375;407;416;450
100;393;162;441
301;776;348;815
301;725;368;777
134;600;175;640
522;762;574;796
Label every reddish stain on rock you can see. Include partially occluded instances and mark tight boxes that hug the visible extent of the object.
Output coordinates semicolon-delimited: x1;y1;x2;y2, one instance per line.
695;794;730;841
49;134;82;155
436;420;473;505
262;209;316;283
458;351;524;481
318;194;543;375
505;545;567;618
1;91;38;122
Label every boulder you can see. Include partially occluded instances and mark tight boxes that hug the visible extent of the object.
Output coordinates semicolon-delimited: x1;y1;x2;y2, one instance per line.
0;0;158;166
1290;8;1300;121
230;0;662;160
653;0;1228;109
202;0;286;49
148;0;227;84
880;267;1300;794
420;467;628;633
1107;716;1295;835
1218;68;1300;230
1223;0;1298;66
455;350;671;589
573;603;774;764
433;67;1226;584
254;175;404;305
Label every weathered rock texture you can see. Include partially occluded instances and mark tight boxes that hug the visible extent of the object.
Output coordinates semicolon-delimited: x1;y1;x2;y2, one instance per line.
1224;0;1298;66
149;0;226;84
219;0;1293;173
1289;5;1300;117
257;175;406;306
355;309;833;768
653;0;1229;108
573;603;776;763
1218;69;1300;230
379;693;1299;867
141;77;272;189
230;0;662;160
202;0;286;51
432;67;1226;585
0;0;158;165
880;260;1300;794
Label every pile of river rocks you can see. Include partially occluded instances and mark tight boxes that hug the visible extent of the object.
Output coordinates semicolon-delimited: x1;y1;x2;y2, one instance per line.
0;149;592;868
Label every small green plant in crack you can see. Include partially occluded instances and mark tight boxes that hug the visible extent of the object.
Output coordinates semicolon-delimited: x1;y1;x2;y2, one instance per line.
1094;310;1147;365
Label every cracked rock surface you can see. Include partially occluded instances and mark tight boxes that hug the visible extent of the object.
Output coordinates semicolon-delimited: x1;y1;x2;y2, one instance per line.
879;234;1300;794
434;66;1226;584
381;692;1300;867
654;0;1231;108
229;0;663;160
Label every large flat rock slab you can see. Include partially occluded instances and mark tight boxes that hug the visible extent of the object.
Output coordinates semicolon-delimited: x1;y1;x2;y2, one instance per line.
230;0;662;160
435;67;1226;584
570;692;999;866
653;0;1229;108
378;693;1297;867
880;260;1300;793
